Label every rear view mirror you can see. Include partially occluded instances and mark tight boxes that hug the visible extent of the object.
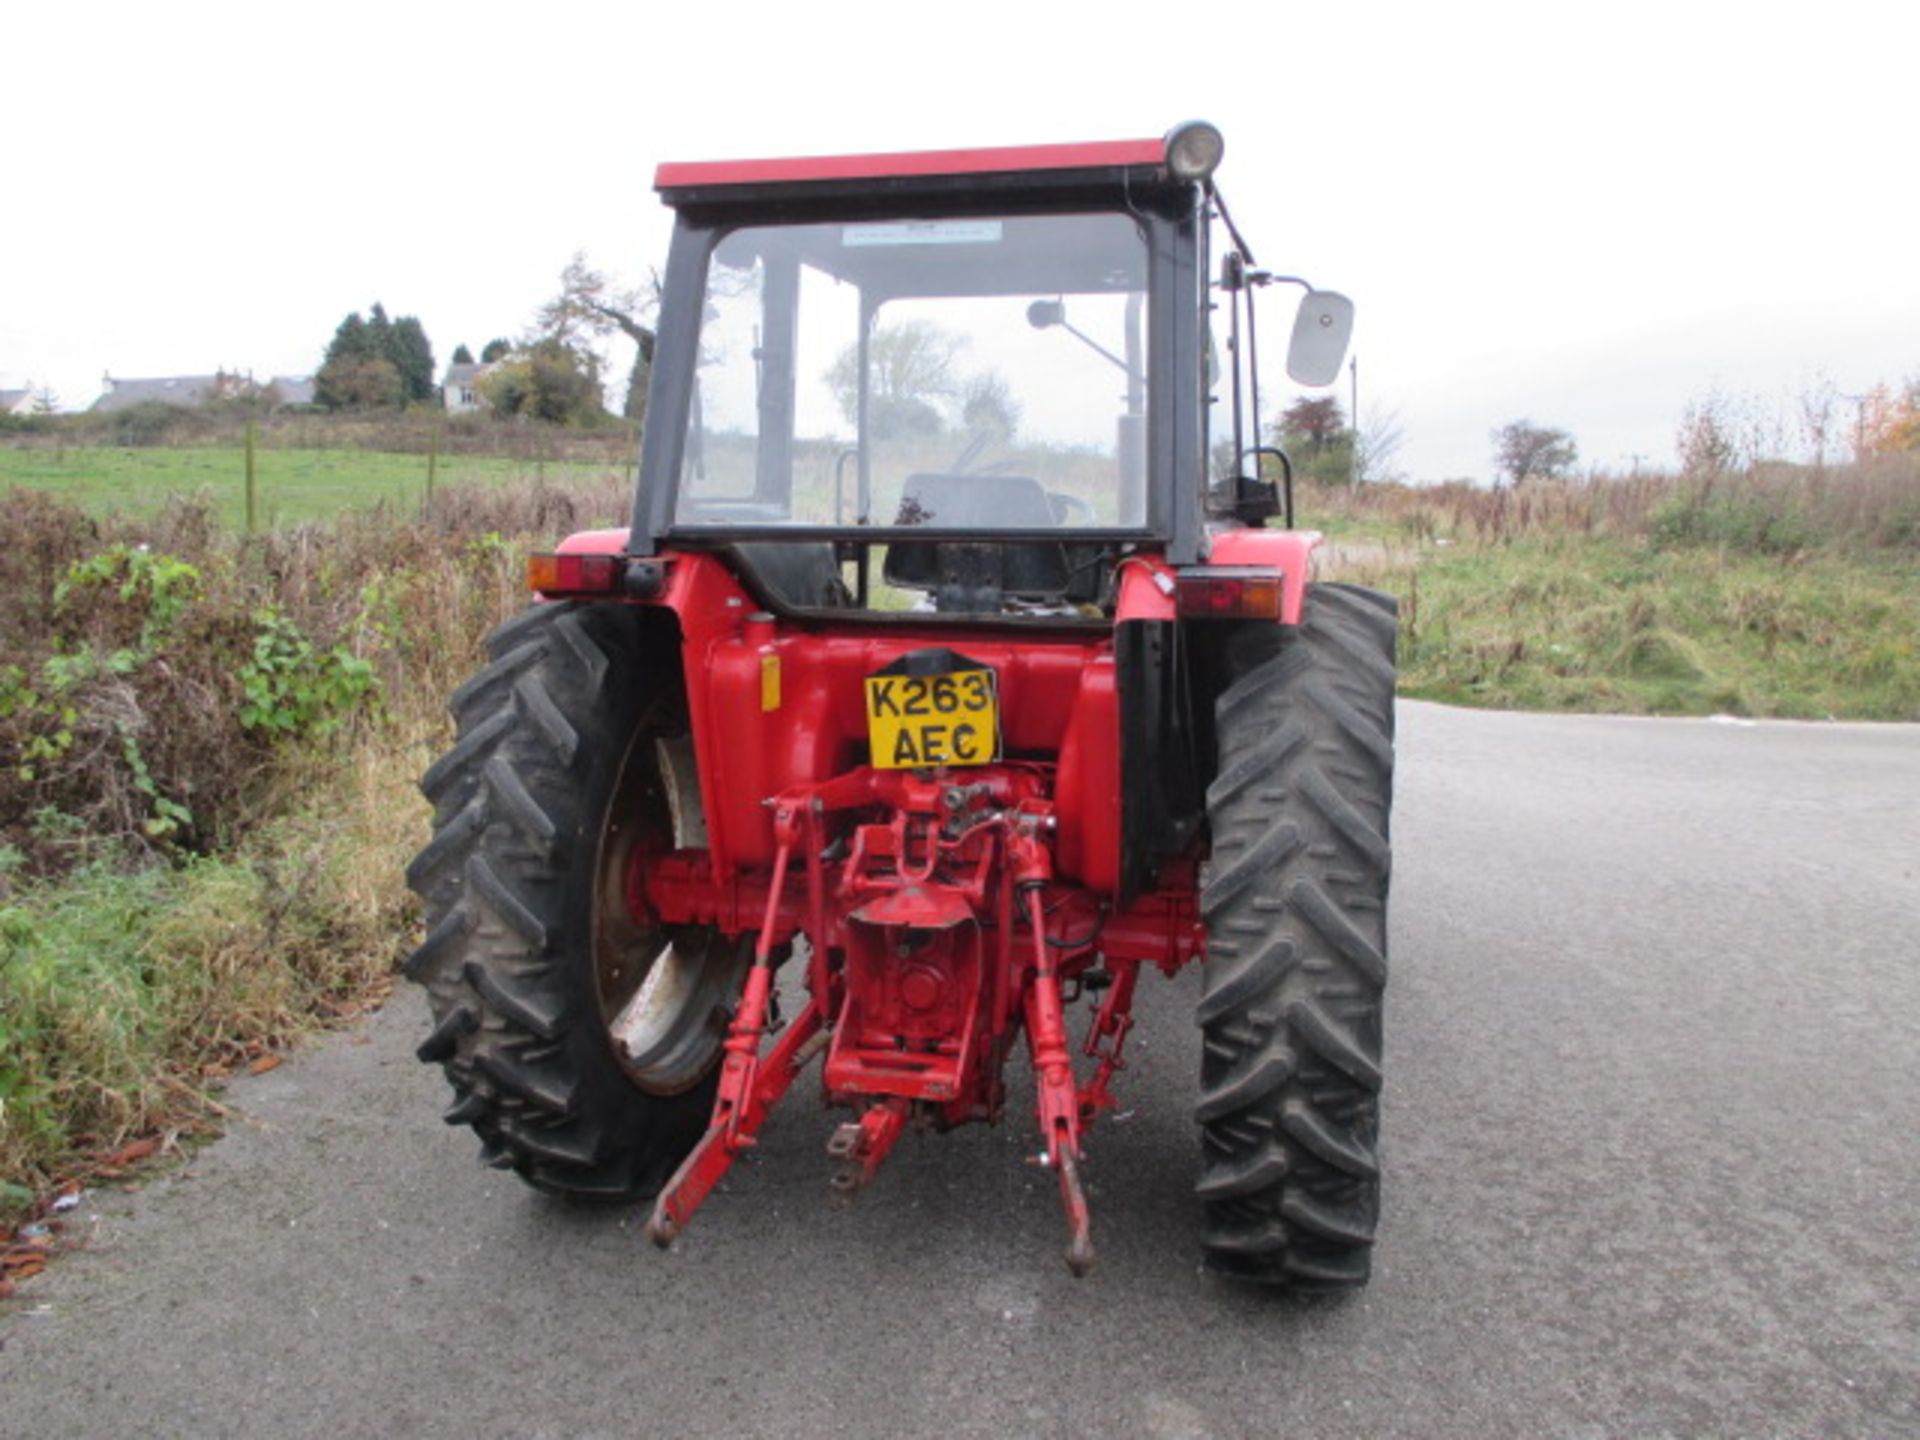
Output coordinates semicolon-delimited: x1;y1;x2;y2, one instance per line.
1286;290;1354;387
1027;299;1065;329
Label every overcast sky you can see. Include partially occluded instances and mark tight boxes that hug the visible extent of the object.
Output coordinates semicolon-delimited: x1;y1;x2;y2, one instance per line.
4;1;1913;482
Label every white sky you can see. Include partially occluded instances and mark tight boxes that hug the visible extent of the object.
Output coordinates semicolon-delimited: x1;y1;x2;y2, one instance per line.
3;1;1914;482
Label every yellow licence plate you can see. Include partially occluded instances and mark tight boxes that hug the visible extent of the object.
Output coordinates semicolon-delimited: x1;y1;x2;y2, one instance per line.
865;664;999;770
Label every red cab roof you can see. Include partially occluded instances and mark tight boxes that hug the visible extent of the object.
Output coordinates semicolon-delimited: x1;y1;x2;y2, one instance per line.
654;138;1166;192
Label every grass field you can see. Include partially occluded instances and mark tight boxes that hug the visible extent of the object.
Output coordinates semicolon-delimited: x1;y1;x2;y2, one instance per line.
0;446;631;529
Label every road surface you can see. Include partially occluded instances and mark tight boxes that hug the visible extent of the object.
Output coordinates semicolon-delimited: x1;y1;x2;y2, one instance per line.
4;702;1916;1438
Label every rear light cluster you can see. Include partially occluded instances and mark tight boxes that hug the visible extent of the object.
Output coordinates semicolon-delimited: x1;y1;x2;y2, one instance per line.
1174;566;1285;621
526;553;665;599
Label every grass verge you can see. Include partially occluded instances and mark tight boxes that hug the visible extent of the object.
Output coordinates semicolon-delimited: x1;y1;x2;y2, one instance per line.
0;733;424;1207
1338;536;1920;719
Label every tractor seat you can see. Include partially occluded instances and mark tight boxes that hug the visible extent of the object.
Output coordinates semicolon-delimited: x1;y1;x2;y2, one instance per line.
728;541;852;610
883;473;1070;604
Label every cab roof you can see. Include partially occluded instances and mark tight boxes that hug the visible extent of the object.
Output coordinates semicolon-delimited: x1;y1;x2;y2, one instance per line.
654;138;1171;206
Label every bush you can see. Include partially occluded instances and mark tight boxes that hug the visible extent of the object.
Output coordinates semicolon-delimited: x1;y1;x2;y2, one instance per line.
0;412;55;439
1649;494;1820;555
477;339;608;426
0;470;619;1209
0;489;101;647
105;402;214;447
238;607;379;738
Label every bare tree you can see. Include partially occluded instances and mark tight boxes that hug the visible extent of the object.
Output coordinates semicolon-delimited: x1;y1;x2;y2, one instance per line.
538;253;660;422
1354;406;1408;484
826;321;964;438
1797;374;1840;473
1491;419;1577;485
1676;390;1737;476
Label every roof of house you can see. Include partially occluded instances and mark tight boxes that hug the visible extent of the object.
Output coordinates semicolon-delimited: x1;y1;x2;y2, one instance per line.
443;362;485;388
269;375;315;406
0;389;30;410
90;375;225;412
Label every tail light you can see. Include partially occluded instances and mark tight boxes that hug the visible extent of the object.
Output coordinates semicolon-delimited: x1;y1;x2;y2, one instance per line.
526;554;665;599
1174;566;1285;620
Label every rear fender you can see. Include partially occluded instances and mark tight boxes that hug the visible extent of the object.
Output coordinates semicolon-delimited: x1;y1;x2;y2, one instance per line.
1202;528;1322;624
554;527;631;556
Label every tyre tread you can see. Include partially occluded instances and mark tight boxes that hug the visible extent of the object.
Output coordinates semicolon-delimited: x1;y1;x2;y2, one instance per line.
1196;582;1395;1289
405;600;715;1203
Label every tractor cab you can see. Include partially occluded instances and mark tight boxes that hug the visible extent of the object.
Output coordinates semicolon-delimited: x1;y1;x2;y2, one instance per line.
626;124;1350;617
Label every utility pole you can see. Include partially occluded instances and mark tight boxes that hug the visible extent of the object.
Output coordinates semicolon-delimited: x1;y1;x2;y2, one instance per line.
244;420;258;535
1349;354;1360;484
1838;391;1871;462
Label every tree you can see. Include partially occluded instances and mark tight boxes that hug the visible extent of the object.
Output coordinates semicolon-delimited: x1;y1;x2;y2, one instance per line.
314;303;435;409
1276;395;1347;454
1274;394;1354;487
389;315;435;404
1856;377;1920;458
827;321;962;439
480;338;512;363
317;353;404;410
1354;407;1408;485
477;339;606;426
451;343;474;366
537;253;659;421
1894;378;1920;453
315;313;379;409
960;372;1020;441
31;385;60;415
1676;392;1737;476
1492;419;1577;484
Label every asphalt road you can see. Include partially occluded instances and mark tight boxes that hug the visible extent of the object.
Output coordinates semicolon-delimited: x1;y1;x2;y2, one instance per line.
4;702;1916;1439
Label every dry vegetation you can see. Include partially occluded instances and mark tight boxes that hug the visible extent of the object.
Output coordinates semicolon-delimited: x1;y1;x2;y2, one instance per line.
1308;455;1920;717
0;474;630;1210
3;443;1915;1218
1309;453;1920;554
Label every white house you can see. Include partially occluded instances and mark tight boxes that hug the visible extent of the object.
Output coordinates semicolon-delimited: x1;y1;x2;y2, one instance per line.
442;360;491;414
1;386;42;416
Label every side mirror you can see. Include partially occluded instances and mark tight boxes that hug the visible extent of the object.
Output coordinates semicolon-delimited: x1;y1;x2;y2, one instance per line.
1286;290;1354;386
1027;299;1065;330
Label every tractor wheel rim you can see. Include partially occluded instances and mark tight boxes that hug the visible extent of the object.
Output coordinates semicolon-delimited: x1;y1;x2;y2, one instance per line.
592;725;748;1095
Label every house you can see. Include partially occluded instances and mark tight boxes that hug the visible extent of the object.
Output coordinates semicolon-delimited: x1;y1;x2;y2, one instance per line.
92;373;246;412
0;387;39;416
442;361;491;413
90;371;314;412
269;375;316;407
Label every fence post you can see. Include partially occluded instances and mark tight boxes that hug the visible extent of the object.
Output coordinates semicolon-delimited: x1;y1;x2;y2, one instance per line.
244;420;258;534
427;422;440;511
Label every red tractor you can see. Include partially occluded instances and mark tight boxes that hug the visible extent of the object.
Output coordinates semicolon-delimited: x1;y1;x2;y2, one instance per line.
407;122;1395;1287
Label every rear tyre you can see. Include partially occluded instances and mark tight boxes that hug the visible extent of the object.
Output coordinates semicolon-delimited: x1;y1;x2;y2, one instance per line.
405;601;748;1200
1197;582;1396;1288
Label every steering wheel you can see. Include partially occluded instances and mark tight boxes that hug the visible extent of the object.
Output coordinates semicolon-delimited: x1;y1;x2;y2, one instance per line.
1049;492;1097;526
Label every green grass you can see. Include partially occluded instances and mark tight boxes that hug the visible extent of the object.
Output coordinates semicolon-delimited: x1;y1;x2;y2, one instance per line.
0;860;262;1196
1363;537;1920;720
0;751;418;1208
0;446;629;529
